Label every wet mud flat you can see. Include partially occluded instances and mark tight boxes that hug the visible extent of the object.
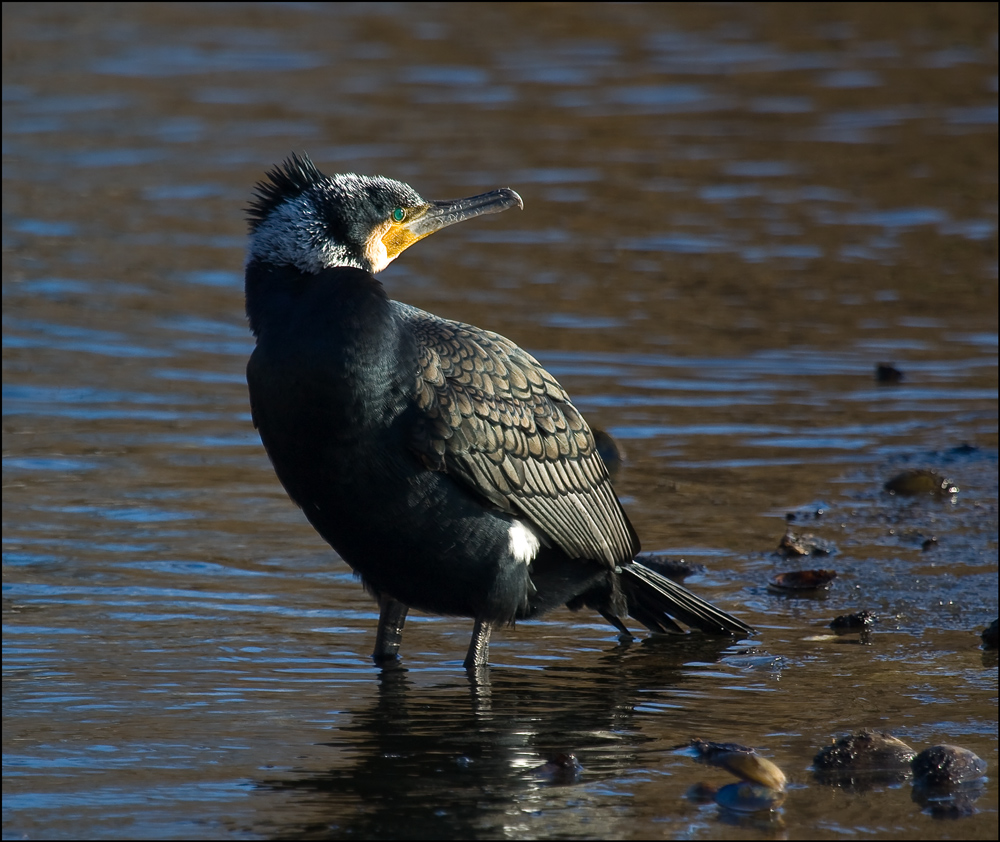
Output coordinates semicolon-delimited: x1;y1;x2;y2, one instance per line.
3;2;997;839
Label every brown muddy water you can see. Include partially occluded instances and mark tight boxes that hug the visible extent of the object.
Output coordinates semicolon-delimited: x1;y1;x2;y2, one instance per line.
3;3;997;839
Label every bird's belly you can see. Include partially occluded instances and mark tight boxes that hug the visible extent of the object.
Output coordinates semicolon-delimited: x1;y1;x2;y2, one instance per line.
320;471;534;621
257;412;531;621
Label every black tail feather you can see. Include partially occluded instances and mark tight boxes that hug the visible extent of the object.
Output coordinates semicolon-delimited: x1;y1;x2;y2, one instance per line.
621;561;754;636
627;584;686;634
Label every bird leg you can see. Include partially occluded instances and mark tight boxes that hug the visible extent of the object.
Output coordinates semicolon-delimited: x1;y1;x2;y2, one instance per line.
372;596;408;664
463;618;493;670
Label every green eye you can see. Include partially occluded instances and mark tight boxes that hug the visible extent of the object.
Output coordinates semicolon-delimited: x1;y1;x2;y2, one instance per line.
392;208;405;222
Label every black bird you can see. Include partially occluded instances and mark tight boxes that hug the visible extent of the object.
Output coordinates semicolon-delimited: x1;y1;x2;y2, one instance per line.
244;154;753;669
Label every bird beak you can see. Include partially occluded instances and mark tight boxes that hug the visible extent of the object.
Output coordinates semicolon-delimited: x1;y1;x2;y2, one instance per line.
381;188;523;261
414;188;524;236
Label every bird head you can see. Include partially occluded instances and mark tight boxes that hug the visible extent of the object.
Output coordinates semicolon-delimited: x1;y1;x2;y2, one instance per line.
246;153;523;275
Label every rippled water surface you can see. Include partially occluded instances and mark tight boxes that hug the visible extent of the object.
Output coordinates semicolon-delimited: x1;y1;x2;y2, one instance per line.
3;3;997;839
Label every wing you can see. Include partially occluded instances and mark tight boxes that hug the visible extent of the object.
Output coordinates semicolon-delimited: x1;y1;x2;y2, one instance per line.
398;303;639;567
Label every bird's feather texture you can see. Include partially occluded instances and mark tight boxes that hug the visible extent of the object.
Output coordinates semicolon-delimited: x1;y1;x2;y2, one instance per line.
398;303;639;568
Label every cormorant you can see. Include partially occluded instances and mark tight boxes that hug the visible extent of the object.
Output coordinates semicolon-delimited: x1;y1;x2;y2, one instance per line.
244;154;753;670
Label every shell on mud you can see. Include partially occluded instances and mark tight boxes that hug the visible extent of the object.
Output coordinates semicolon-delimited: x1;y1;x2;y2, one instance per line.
768;569;838;593
688;739;787;790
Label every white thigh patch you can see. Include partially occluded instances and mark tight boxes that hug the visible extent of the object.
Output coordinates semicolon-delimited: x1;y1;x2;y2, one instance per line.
508;520;540;565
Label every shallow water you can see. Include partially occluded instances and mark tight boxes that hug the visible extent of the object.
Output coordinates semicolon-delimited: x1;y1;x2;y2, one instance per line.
3;3;997;839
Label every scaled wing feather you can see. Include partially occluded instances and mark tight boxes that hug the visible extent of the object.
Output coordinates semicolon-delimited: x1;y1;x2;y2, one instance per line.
399;304;637;567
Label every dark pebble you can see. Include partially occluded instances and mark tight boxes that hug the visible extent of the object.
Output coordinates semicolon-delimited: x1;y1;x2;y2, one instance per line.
531;752;583;784
814;730;916;774
884;469;958;497
777;530;836;557
912;745;987;788
689;738;756;762
876;363;904;383
981;619;998;649
830;611;878;633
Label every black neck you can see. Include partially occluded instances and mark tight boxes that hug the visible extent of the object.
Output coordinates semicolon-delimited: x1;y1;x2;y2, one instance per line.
245;260;391;339
245;260;417;421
